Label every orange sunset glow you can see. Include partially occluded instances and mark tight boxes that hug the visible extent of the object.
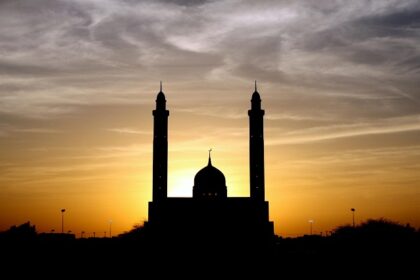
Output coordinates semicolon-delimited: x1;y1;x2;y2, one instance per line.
1;0;420;238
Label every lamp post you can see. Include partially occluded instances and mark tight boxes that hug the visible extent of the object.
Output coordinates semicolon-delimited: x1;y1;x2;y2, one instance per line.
351;208;355;227
61;209;66;233
308;219;314;235
109;220;112;238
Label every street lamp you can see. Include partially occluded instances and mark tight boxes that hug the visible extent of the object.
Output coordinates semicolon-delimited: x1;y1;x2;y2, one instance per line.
109;220;112;238
308;219;314;235
351;208;355;227
61;209;66;233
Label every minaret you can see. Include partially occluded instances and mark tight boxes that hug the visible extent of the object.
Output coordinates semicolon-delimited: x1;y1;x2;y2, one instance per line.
248;81;265;200
152;81;169;201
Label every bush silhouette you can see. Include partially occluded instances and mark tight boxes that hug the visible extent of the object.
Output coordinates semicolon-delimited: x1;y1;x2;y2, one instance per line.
0;221;36;241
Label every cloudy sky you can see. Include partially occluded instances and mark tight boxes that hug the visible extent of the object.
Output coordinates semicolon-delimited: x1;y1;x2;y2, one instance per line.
1;0;419;236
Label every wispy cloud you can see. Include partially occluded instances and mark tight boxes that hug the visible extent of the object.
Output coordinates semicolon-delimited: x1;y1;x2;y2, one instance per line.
0;0;418;119
268;114;420;145
12;128;62;134
176;107;246;119
107;127;151;135
0;124;62;137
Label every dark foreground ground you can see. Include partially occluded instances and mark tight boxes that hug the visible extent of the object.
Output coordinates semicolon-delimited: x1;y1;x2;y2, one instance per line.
1;219;419;277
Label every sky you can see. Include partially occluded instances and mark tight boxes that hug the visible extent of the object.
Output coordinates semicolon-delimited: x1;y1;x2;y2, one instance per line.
1;0;420;237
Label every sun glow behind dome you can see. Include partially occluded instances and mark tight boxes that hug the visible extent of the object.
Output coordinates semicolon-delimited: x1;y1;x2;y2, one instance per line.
168;169;195;197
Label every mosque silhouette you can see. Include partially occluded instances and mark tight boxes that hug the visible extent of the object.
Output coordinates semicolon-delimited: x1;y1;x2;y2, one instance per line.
148;82;274;245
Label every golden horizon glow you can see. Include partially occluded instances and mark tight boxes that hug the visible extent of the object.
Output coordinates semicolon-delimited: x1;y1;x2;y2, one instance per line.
1;98;419;237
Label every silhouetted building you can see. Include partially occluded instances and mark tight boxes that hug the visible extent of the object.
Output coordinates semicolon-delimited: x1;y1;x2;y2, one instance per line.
148;82;274;246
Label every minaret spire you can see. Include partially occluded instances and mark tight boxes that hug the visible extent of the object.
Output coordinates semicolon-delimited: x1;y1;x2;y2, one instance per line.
208;148;212;166
152;84;169;201
248;82;265;201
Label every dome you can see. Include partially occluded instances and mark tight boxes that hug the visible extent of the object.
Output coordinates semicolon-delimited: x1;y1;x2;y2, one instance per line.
193;157;227;199
252;80;260;101
252;91;260;100
157;91;165;101
157;81;165;102
251;88;261;110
